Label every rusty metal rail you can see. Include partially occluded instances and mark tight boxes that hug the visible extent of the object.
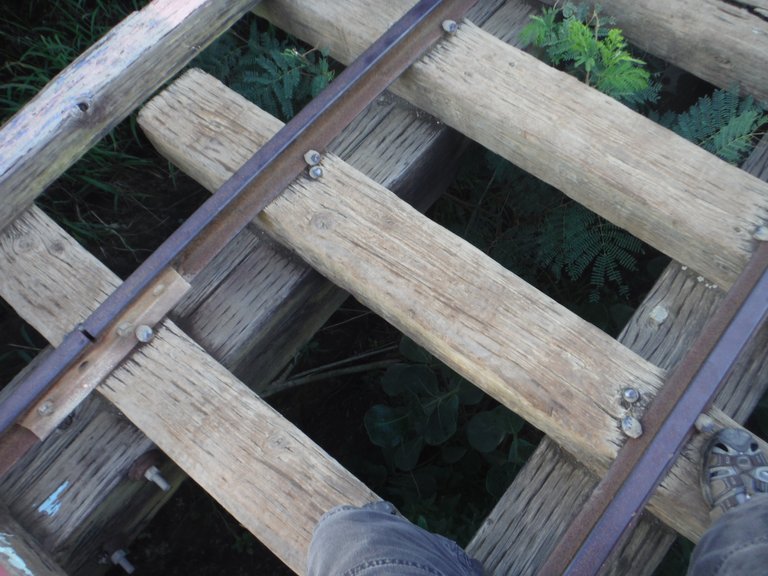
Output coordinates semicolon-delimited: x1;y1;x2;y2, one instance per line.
1;1;766;573
0;0;479;473
538;240;768;575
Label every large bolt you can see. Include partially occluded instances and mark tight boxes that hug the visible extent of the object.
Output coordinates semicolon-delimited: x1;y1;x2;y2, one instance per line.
144;465;171;492
442;19;458;33
754;226;768;241
303;150;321;166
134;324;154;343
110;549;135;574
620;415;643;438
621;387;640;404
37;400;55;417
308;166;324;179
648;305;669;325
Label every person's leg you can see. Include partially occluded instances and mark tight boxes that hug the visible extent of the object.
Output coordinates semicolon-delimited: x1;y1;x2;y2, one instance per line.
307;501;484;575
687;428;768;575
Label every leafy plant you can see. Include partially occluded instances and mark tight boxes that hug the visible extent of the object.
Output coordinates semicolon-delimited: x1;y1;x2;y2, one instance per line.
520;2;658;107
192;20;335;121
656;87;768;165
363;336;539;544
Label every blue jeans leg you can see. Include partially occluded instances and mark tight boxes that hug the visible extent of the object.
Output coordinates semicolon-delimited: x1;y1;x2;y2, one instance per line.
687;494;768;575
307;501;484;575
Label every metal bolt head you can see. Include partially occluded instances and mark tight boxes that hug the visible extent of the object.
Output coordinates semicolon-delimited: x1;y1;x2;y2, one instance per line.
695;413;716;434
648;305;669;325
116;321;133;337
134;324;154;343
110;549;135;574
621;387;640;404
308;165;324;179
754;225;768;242
621;415;643;438
145;465;171;492
442;19;458;33
37;400;55;416
303;150;321;166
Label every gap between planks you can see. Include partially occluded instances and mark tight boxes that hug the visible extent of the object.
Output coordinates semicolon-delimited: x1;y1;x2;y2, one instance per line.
137;68;768;544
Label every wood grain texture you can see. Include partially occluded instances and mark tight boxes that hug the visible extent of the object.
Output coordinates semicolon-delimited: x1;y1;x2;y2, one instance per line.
467;137;768;573
98;320;377;574
0;46;473;576
550;0;768;102
255;0;768;290
0;502;67;576
0;0;260;232
136;69;768;544
141;69;659;470
172;93;465;386
0;205;378;574
0;207;119;346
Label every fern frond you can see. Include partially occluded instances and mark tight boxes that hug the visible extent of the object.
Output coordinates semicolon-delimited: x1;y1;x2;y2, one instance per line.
672;87;767;164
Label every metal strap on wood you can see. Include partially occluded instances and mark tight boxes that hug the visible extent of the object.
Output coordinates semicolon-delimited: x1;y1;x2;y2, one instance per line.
0;0;478;474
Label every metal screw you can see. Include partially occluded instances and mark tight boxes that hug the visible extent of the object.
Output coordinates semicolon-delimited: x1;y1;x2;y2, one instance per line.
695;413;716;434
303;150;321;166
116;321;133;337
442;19;458;33
621;387;640;404
37;400;55;416
648;305;669;325
134;324;154;343
620;415;643;438
110;549;135;574
144;465;171;492
308;166;324;179
754;225;768;242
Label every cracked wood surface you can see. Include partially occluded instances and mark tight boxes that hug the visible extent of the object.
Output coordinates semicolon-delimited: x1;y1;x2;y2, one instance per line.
0;0;262;233
138;69;768;547
0;205;377;575
255;0;768;291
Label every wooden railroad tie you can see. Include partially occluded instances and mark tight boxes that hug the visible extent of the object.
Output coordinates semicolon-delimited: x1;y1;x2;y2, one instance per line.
0;0;767;574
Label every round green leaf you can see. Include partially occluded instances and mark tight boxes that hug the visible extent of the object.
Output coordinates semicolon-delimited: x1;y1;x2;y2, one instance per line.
440;445;467;464
364;404;407;448
467;410;507;453
394;436;424;471
424;394;459;445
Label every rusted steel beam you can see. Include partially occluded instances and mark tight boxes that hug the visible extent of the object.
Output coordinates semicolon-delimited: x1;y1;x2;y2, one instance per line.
538;239;768;575
0;0;478;471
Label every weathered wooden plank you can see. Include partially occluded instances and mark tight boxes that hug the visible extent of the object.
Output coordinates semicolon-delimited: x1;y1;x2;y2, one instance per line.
466;265;765;572
173;94;465;385
255;0;768;290
0;206;378;575
0;69;471;576
170;0;517;387
548;0;768;102
0;0;260;232
138;69;768;543
99;320;377;575
467;136;768;574
0;503;67;576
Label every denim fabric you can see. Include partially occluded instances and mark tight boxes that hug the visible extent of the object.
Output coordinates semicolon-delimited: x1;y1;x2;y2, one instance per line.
688;494;768;575
307;501;484;575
